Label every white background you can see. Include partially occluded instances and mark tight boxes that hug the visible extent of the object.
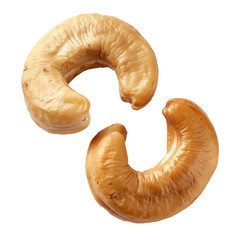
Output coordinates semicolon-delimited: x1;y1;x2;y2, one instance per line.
0;0;239;239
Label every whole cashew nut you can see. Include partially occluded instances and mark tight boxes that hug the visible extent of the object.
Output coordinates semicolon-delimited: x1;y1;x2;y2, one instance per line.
22;14;158;134
86;98;219;223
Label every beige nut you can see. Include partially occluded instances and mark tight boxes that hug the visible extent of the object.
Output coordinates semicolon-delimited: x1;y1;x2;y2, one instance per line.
22;14;158;134
86;98;219;223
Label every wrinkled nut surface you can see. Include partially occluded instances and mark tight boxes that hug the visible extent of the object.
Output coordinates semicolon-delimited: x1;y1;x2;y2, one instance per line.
22;14;158;134
86;98;219;223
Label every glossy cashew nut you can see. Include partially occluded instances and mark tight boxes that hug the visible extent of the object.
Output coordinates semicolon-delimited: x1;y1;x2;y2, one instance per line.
22;14;158;134
86;98;219;223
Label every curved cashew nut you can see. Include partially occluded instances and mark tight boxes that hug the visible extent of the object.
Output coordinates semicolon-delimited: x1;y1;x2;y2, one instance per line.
22;14;158;134
86;98;219;223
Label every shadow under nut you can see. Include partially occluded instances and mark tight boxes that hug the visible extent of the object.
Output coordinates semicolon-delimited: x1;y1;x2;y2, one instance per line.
86;98;219;223
22;14;158;134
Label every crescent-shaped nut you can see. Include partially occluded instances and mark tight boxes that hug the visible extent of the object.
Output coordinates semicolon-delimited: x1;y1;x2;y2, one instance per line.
22;14;158;134
86;98;219;223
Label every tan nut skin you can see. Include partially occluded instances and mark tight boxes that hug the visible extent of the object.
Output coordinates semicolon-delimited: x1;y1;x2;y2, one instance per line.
86;98;219;223
22;14;158;134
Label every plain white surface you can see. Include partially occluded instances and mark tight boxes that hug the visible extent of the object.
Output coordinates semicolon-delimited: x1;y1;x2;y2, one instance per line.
0;0;240;239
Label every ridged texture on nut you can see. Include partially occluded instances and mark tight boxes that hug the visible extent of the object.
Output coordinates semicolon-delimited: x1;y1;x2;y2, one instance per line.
22;14;158;134
86;98;219;223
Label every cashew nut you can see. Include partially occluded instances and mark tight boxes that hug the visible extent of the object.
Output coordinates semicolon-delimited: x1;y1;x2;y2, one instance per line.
86;98;219;223
22;14;158;134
